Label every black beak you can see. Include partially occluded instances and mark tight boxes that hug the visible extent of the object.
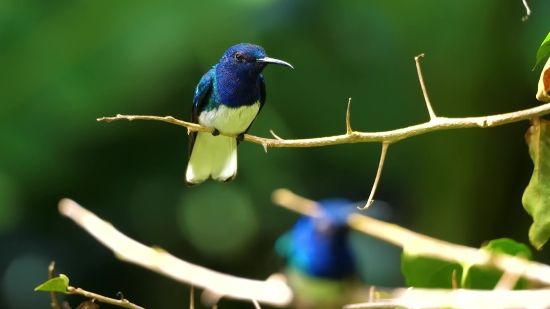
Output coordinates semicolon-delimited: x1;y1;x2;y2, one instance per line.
256;57;294;69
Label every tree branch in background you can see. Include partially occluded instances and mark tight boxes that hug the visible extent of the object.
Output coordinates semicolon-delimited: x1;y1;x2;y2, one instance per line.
57;198;293;307
271;189;550;287
343;287;550;309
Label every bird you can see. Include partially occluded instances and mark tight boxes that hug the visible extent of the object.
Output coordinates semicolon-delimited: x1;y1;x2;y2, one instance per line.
274;198;401;308
185;43;293;186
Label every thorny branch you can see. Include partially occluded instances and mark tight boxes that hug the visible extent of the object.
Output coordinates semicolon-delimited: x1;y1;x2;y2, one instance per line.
96;54;550;209
57;198;293;307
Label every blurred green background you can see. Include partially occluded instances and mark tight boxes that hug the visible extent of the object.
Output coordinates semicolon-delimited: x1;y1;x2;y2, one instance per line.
1;0;550;308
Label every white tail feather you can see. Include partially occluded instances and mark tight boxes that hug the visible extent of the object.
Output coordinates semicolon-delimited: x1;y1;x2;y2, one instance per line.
185;132;237;185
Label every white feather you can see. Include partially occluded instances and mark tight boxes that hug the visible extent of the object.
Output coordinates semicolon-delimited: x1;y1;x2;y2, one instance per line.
185;102;260;185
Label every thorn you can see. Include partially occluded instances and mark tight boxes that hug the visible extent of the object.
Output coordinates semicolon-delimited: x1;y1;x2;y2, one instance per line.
346;98;353;135
262;143;268;153
415;53;437;120
270;129;283;140
358;143;390;210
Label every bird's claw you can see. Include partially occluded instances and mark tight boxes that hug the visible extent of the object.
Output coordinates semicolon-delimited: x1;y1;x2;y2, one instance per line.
212;128;220;136
237;133;245;143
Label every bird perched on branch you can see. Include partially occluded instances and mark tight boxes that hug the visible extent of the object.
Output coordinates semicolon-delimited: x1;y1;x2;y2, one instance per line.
275;198;400;308
185;43;293;186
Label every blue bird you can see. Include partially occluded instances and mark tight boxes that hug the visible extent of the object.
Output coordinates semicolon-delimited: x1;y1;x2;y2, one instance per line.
185;43;293;186
275;198;401;308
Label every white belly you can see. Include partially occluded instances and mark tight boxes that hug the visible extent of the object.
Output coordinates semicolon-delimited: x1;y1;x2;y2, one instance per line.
198;102;261;135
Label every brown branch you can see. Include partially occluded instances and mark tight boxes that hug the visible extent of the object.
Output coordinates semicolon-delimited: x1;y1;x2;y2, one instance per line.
66;287;144;309
359;142;390;210
415;54;437;120
58;198;293;307
271;189;550;287
96;101;550;148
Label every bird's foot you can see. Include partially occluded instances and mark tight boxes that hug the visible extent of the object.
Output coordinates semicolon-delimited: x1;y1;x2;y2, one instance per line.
236;133;245;143
212;128;220;136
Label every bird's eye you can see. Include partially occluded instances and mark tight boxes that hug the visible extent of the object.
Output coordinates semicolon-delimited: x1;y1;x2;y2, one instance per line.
234;52;244;62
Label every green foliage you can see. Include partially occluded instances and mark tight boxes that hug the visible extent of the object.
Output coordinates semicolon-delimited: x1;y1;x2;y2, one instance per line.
461;238;532;290
401;253;462;289
523;118;550;250
534;32;550;70
34;274;70;294
402;238;532;289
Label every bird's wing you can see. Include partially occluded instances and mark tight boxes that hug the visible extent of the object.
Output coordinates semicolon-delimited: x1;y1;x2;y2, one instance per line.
237;74;267;145
188;68;215;157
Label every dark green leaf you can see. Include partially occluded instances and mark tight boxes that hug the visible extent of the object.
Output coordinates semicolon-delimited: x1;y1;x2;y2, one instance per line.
401;252;462;288
522;118;550;250
34;274;69;294
534;32;550;70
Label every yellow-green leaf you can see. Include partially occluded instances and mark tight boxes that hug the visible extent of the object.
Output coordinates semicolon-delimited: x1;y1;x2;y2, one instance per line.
533;32;550;70
522;118;550;250
34;274;70;294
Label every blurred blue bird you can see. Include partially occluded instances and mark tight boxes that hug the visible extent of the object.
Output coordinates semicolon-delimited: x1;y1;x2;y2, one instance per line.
185;43;293;186
275;198;401;308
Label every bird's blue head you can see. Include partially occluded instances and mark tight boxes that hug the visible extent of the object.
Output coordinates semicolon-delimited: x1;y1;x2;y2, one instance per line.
275;198;358;280
217;43;293;80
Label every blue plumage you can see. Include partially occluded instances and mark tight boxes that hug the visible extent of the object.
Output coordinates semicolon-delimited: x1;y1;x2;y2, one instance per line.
185;43;293;186
276;198;357;279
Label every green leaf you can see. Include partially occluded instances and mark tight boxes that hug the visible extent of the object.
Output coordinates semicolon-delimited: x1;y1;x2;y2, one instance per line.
462;238;532;289
534;32;550;70
522;118;550;250
34;274;70;294
401;252;463;288
402;238;532;289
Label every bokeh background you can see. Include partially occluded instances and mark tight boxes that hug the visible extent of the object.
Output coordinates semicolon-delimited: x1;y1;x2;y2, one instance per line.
2;0;550;308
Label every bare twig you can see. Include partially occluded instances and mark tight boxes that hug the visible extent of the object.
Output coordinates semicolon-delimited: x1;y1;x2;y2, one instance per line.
346;98;353;135
522;0;531;21
272;189;550;287
66;287;143;309
58;199;293;307
415;54;437;120
48;262;62;309
344;287;550;309
358;142;390;210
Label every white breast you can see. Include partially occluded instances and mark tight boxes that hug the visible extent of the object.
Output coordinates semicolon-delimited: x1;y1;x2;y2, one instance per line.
198;102;261;135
